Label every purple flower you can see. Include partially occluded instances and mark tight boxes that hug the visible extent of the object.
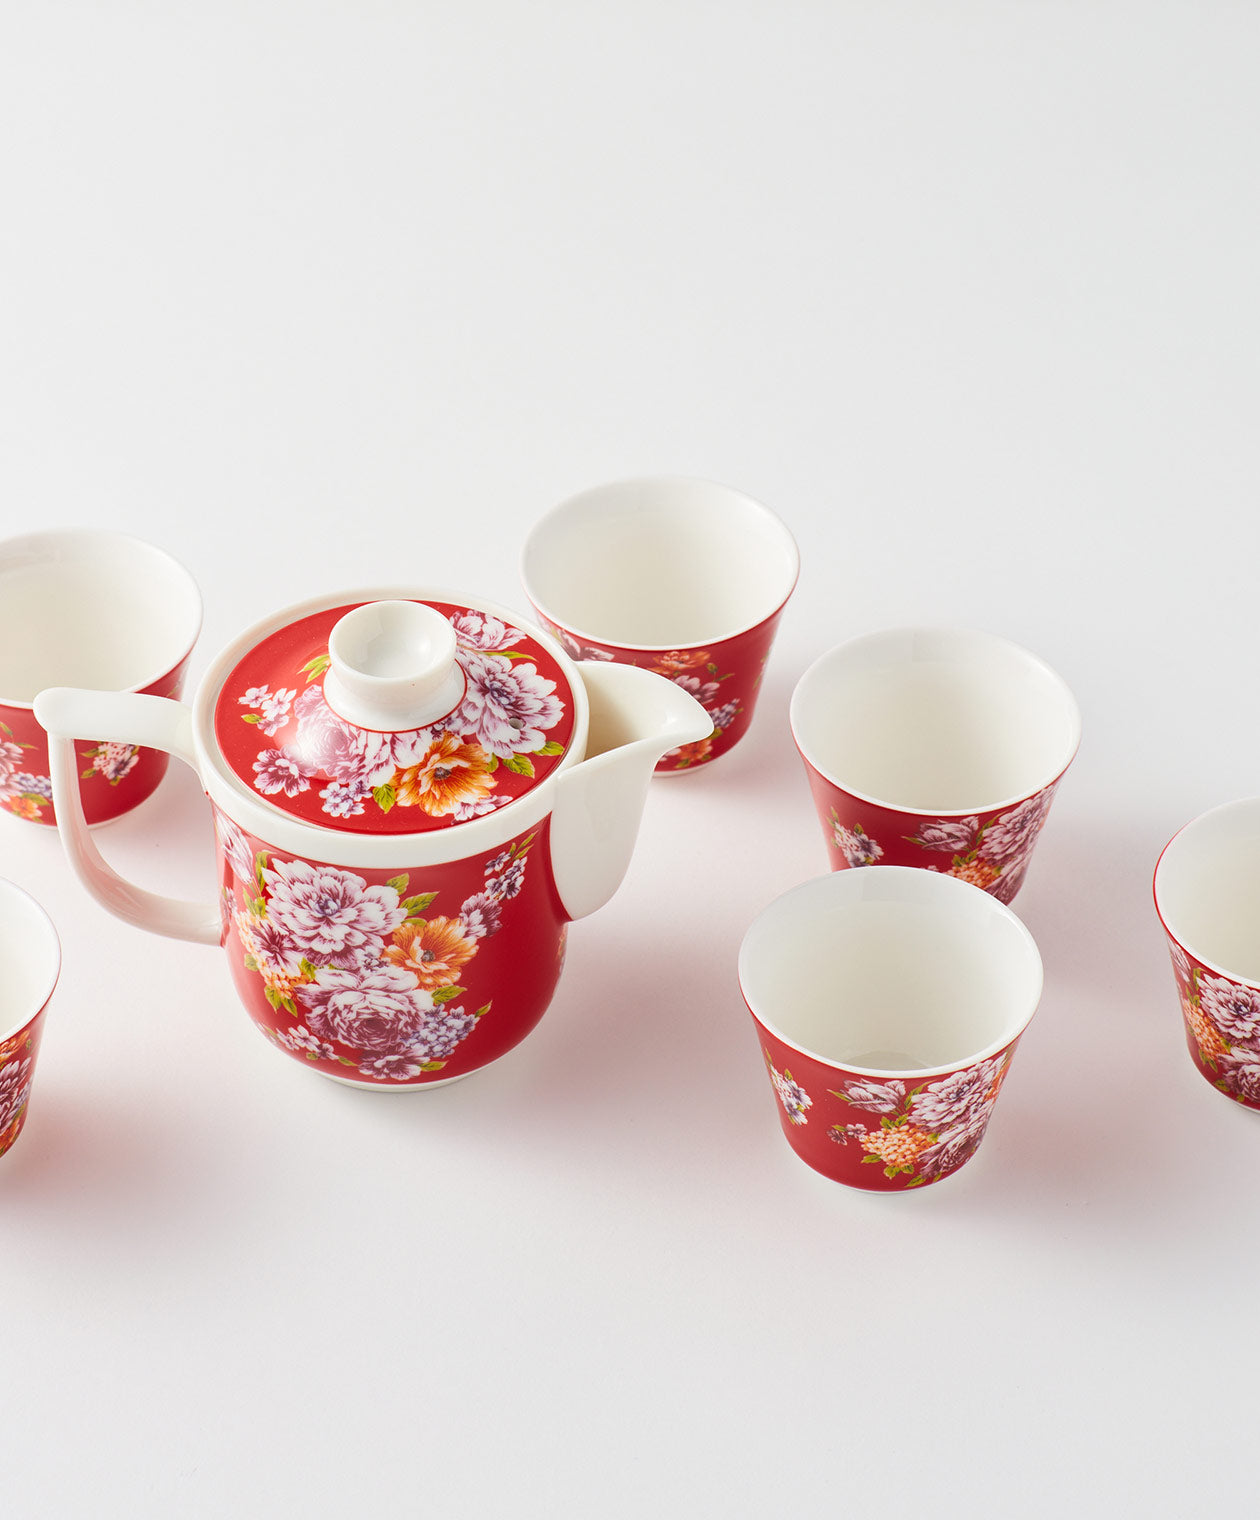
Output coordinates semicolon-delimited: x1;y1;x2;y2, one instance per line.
449;611;524;653
673;674;721;705
485;848;513;875
263;859;406;967
0;1057;32;1130
358;1054;424;1081
487;858;526;902
289;689;395;788
915;1122;986;1182
299;964;435;1053
1218;1050;1260;1104
828;1122;870;1146
407;1004;479;1063
452;795;500;822
908;1056;1005;1134
320;779;370;818
709;700;739;731
979;793;1053;867
275;1024;338;1061
456;653;563;757
90;741;139;782
459;891;502;940
215;814;256;886
910;817;981;855
833;823;884;868
13;772;53;800
253;748;316;798
769;1065;812;1125
1200;975;1260;1047
840;1078;906;1114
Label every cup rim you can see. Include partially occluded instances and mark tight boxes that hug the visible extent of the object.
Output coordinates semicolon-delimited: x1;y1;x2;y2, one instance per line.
789;625;1082;818
0;528;203;711
0;878;61;1044
520;474;801;651
737;865;1044;1079
1153;797;1260;989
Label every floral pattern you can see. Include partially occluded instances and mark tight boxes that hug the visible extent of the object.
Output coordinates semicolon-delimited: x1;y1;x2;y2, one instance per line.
0;723;51;821
1170;947;1260;1108
79;741;140;785
220;604;573;833
904;789;1058;903
0;1027;37;1158
219;813;536;1082
766;1055;813;1125
830;813;884;868
531;610;784;773
826;1051;1012;1186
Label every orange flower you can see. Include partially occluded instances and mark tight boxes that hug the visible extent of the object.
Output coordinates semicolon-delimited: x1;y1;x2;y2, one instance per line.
947;858;1001;891
650;650;711;676
7;796;43;821
385;916;478;990
860;1125;933;1168
668;737;712;769
395;734;496;817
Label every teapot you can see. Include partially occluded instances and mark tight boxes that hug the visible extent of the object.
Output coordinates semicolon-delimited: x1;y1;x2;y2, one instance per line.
35;590;710;1088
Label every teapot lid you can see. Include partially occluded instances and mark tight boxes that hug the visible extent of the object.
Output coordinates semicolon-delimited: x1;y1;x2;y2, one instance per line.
213;597;577;835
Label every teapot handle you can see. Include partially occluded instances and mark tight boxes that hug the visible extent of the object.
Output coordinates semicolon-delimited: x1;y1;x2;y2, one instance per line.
33;688;221;945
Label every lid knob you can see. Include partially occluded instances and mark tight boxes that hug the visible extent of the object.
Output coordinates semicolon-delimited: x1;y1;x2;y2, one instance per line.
322;600;466;732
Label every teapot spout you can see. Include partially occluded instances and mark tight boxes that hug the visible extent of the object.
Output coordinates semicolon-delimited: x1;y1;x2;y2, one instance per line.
548;661;712;921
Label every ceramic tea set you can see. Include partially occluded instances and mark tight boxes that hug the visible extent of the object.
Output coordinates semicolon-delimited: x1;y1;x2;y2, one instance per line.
0;479;1251;1190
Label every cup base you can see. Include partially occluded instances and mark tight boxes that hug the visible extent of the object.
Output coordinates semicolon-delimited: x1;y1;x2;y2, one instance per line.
317;1067;478;1093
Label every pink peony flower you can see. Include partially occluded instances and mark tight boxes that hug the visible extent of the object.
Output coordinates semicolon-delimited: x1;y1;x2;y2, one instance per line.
1199;975;1260;1047
979;793;1053;867
298;964;434;1053
253;748;316;798
449;611;524;653
911;817;981;854
456;653;563;757
840;1077;907;1114
0;1057;32;1131
263;859;406;967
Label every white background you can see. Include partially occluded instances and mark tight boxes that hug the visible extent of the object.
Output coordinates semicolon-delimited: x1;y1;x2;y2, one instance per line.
1;4;1257;1515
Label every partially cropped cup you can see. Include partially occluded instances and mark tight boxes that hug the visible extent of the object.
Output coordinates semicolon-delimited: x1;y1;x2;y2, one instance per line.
521;477;799;772
1154;799;1260;1109
0;878;60;1158
0;530;201;825
791;628;1080;903
739;866;1043;1191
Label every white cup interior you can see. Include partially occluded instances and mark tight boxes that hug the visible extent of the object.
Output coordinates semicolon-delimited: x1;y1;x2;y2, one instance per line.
791;628;1081;813
0;530;201;704
521;477;799;647
0;878;60;1040
1156;799;1260;982
739;866;1043;1073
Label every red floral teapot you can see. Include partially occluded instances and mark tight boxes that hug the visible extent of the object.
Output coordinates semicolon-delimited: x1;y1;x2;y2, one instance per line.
36;591;710;1087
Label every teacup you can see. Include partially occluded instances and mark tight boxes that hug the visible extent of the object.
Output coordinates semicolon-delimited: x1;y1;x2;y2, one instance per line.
739;866;1043;1190
1154;798;1260;1109
521;476;799;772
0;530;201;825
790;628;1080;902
0;878;61;1159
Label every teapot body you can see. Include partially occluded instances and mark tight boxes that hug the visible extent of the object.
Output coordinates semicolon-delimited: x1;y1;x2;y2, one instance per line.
214;807;567;1086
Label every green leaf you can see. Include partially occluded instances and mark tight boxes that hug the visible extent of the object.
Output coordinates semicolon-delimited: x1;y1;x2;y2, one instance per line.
254;852;269;890
504;754;535;778
0;722;10;736
906;1176;926;1188
264;984;281;1010
248;896;266;918
301;654;331;682
534;740;564;756
486;754;499;772
298;958;317;980
861;1154;882;1164
474;1002;491;1018
499;650;529;661
242;954;259;972
373;783;396;813
281;996;297;1017
241;713;260;724
431;985;464;1004
81;768;96;779
421;1060;447;1072
402;892;438;915
386;874;410;896
706;663;718;674
516;832;537;855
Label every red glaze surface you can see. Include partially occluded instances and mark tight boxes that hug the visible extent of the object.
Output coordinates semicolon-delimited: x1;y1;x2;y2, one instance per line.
529;605;787;772
215;601;575;834
1159;932;1260;1110
0;1003;49;1159
798;756;1063;905
213;808;569;1085
748;1010;1023;1191
1;655;192;827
